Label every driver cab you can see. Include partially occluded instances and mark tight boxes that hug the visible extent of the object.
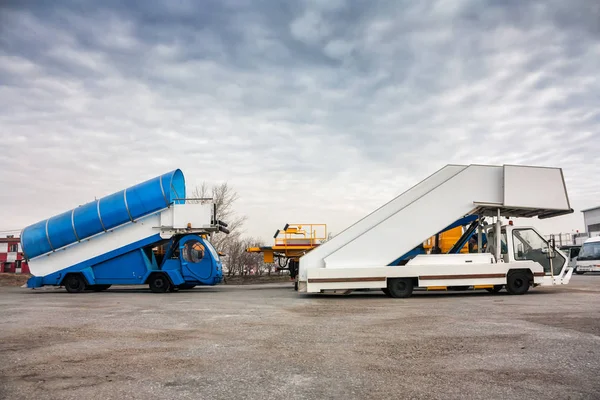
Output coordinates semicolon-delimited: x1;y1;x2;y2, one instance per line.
486;225;566;275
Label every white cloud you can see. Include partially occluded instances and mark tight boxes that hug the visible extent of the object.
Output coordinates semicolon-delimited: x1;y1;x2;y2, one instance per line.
0;0;599;241
323;39;354;59
290;11;331;45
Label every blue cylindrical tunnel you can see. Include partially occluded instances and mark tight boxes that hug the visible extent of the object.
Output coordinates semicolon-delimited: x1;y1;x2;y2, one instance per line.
21;169;186;260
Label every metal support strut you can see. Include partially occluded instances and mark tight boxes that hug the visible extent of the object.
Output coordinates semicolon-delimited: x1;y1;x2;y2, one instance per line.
495;208;502;262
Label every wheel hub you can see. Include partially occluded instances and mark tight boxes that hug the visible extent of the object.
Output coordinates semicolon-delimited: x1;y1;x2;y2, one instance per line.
514;279;523;288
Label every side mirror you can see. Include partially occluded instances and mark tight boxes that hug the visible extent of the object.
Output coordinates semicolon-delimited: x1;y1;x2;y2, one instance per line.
517;250;524;258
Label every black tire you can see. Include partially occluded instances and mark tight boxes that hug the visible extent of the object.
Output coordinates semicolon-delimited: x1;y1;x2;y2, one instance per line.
485;285;503;294
294;281;298;291
149;274;171;293
506;272;530;295
575;268;585;275
289;260;299;280
387;278;414;298
64;274;86;293
91;284;111;292
381;288;391;297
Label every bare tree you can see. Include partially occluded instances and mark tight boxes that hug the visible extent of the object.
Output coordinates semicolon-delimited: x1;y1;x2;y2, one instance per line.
224;238;244;277
188;183;270;279
240;237;264;275
190;182;247;254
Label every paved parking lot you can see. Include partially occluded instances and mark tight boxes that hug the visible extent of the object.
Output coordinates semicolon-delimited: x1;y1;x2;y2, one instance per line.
1;275;600;400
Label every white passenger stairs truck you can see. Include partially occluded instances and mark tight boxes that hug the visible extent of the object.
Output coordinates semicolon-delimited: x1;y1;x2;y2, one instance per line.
298;164;574;297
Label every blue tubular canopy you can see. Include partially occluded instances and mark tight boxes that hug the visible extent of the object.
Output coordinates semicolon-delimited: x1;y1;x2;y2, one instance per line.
21;169;185;260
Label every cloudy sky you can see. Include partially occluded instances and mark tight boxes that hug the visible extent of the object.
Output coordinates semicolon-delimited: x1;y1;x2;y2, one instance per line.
1;0;599;242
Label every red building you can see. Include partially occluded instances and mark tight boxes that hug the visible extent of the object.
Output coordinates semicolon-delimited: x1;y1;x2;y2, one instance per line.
0;236;30;274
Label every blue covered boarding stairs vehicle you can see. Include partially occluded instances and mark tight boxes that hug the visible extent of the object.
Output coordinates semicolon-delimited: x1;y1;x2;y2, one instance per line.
21;169;229;293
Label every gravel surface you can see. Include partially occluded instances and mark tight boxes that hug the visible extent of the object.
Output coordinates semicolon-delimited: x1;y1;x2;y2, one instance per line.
1;275;600;400
0;273;30;287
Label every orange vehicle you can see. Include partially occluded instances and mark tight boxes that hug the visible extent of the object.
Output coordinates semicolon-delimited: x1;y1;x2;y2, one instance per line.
423;226;471;254
246;224;326;281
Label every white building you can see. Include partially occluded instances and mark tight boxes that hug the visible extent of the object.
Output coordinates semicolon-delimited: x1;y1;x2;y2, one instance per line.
582;206;600;236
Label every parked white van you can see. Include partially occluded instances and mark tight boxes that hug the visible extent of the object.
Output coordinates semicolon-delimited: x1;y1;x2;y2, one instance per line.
575;236;600;274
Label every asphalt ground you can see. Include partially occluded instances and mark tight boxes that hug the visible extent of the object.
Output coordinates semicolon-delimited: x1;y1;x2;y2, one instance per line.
1;274;599;400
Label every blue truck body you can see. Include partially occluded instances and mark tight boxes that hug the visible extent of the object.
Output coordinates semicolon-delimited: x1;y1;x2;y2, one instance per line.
22;170;225;293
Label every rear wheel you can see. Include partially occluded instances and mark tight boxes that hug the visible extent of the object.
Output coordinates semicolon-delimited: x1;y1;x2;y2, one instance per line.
387;278;414;298
485;285;503;294
506;272;530;295
64;274;86;293
149;274;171;293
575;268;585;275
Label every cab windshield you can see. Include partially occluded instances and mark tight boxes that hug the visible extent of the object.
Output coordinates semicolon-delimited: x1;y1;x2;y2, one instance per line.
578;241;600;261
204;240;220;261
512;228;565;275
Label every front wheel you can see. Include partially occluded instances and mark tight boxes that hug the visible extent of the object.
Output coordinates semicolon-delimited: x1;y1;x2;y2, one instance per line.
64;275;86;293
149;274;171;293
387;278;414;298
506;272;530;295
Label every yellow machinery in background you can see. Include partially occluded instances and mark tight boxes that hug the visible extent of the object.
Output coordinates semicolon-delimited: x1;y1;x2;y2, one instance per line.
423;226;470;254
246;224;326;281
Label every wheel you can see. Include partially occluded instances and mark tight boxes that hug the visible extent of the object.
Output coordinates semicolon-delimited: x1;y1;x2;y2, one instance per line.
289;260;299;280
575;268;585;275
381;288;392;297
294;281;298;291
485;285;503;294
506;272;530;295
149;274;171;293
64;274;86;293
387;278;414;298
90;284;111;292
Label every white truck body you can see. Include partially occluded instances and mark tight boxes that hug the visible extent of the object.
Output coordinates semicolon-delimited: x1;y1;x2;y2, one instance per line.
298;164;573;296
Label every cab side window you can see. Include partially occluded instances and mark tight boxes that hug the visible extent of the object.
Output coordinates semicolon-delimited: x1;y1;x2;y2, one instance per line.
182;240;205;263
